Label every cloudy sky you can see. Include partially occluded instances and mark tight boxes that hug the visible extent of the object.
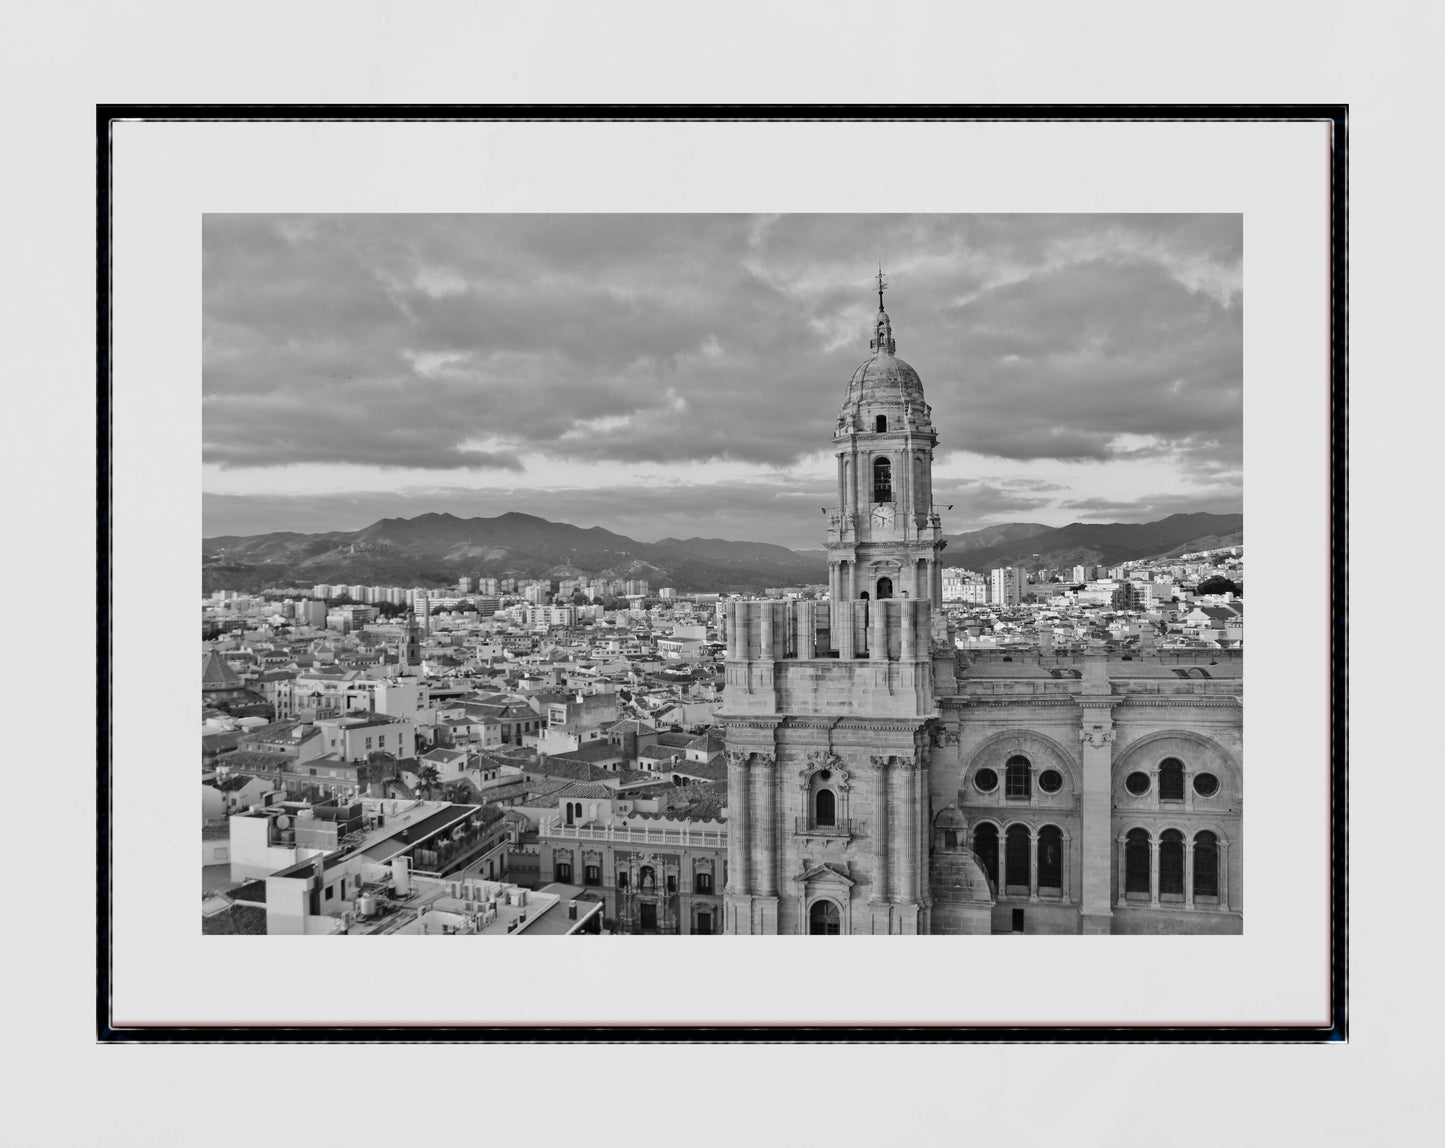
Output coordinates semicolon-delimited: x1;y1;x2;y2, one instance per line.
203;214;1242;547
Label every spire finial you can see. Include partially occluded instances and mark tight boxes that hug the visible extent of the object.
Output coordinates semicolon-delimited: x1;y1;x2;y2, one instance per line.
869;266;896;355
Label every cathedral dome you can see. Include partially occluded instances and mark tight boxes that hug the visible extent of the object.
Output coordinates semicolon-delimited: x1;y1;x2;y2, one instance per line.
843;350;927;407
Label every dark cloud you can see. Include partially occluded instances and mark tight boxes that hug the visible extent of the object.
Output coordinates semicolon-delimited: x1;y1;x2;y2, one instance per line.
1057;490;1244;522
203;214;1241;474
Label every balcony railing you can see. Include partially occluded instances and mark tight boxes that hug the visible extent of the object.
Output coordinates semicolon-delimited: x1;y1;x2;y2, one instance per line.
540;818;727;849
794;817;855;837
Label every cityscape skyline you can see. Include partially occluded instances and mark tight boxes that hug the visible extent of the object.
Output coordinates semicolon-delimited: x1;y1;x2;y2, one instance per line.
203;214;1243;547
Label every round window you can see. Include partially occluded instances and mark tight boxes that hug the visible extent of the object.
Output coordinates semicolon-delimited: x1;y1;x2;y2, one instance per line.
1193;772;1220;797
973;768;999;793
1038;769;1063;794
1125;771;1151;796
818;769;832;782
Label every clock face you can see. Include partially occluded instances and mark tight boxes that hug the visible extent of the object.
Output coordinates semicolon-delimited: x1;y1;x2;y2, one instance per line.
871;504;894;528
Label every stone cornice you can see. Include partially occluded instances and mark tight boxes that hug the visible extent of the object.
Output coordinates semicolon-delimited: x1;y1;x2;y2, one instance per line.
959;695;1078;708
1119;695;1242;708
830;717;932;732
715;716;785;730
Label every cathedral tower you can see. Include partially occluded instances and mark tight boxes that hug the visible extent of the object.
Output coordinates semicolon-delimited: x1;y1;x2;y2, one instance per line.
827;270;947;608
718;275;986;935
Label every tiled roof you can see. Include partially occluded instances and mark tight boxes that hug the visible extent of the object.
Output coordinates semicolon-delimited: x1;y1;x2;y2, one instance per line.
200;903;268;936
668;758;729;782
552;782;614;801
546;741;621;764
531;758;614;783
201;650;244;689
220;751;292;772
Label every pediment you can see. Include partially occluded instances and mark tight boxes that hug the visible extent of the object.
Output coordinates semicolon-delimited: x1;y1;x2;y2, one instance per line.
795;861;855;888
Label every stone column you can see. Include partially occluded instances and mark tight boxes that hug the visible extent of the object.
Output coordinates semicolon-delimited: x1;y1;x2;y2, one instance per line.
1029;828;1039;903
1219;839;1231;911
1115;834;1127;908
871;755;890;903
900;599;917;660
1149;836;1160;908
1079;713;1117;933
1063;831;1073;904
854;448;865;525
797;600;815;659
998;826;1009;896
1184;838;1195;910
836;600;855;660
728;753;751;895
895;763;918;905
760;601;775;661
870;597;888;661
726;601;741;659
755;753;777;897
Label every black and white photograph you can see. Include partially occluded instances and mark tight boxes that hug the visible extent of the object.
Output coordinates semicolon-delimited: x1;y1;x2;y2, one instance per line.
198;213;1246;940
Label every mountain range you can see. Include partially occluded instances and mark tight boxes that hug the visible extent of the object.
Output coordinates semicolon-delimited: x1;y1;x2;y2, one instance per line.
202;510;1242;595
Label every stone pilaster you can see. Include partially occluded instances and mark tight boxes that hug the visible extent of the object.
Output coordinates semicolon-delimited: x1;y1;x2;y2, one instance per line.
870;754;890;904
1078;705;1116;935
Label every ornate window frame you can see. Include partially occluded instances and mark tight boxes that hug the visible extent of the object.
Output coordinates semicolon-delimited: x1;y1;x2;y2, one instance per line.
796;750;853;838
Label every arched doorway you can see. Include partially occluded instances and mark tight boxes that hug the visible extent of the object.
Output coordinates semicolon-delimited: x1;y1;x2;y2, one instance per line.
876;576;894;599
808;900;841;935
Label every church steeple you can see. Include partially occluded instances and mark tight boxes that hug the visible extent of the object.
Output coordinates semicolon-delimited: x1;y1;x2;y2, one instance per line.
870;266;896;355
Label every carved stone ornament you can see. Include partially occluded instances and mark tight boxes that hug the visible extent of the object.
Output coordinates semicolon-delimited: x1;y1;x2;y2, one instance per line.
896;751;926;772
800;750;849;792
1079;726;1117;749
869;754;892;770
726;751;750;768
753;751;776;769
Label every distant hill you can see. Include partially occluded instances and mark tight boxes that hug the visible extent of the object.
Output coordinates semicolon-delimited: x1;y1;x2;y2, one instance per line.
202;511;827;594
942;522;1053;553
943;513;1244;573
202;510;1241;595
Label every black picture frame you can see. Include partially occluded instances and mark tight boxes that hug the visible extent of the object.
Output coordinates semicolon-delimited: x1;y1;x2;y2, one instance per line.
96;104;1347;1043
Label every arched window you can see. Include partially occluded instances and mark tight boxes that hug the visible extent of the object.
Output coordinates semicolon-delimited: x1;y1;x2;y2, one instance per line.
564;803;574;826
1159;758;1185;801
1194;831;1219;898
972;824;999;888
876;576;893;600
1005;825;1031;893
1160;829;1185;898
875;414;888;432
872;457;893;503
814;788;836;827
1038;825;1063;890
809;900;841;935
1125;829;1151;895
1005;755;1032;800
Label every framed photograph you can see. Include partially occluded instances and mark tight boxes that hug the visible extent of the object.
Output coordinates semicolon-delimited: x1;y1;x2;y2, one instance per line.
100;107;1344;1039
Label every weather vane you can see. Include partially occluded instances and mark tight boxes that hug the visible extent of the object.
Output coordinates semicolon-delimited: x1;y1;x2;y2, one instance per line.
875;264;888;310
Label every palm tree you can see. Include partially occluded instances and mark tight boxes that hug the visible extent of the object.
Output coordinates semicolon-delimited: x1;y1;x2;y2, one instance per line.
415;763;441;800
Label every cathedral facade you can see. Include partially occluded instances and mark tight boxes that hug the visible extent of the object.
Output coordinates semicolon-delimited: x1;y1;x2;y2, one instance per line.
719;281;1242;935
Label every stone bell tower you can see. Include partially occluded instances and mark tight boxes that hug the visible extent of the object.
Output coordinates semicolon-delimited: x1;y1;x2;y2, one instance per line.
826;268;948;609
720;274;959;935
